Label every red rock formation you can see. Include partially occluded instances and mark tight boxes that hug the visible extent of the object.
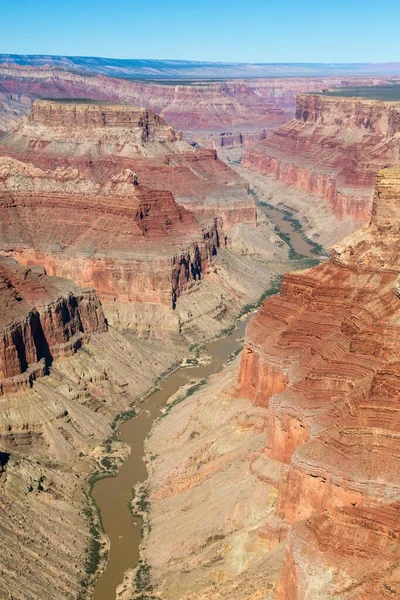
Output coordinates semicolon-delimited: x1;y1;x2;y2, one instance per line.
0;157;219;310
0;256;106;394
277;504;400;599
28;99;178;139
0;99;255;232
239;168;400;597
243;94;400;229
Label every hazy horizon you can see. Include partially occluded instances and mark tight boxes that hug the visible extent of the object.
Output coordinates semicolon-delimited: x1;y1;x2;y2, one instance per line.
2;0;400;63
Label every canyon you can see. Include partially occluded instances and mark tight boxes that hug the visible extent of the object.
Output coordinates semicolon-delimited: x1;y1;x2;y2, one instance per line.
0;62;394;142
0;89;299;600
238;93;400;247
0;99;293;341
1;56;400;600
143;168;400;600
0;259;187;600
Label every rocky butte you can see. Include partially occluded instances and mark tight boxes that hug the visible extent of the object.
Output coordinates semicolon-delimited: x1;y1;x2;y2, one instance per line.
241;93;400;247
142;169;400;599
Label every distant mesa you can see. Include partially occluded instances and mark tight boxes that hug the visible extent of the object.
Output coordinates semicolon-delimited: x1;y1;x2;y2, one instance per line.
243;92;400;246
0;256;106;394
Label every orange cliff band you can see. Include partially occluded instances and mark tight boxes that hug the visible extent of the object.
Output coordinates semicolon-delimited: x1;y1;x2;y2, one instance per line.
238;168;400;598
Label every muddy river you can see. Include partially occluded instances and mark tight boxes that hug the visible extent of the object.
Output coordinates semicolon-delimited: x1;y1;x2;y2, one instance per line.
92;204;318;600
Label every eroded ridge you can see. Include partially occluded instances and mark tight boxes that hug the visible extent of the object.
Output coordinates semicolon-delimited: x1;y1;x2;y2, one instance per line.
0;156;221;316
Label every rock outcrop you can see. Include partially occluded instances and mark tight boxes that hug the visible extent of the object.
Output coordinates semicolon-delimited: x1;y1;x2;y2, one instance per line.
0;156;221;316
0;63;392;136
0;256;106;394
0;281;185;600
0;99;254;232
28;99;176;138
242;94;400;246
0;101;294;340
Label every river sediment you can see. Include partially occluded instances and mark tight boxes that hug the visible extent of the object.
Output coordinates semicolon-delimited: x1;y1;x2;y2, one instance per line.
90;206;323;600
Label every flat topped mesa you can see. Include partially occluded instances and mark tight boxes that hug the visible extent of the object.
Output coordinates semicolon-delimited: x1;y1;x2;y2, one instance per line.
296;93;400;134
27;98;178;140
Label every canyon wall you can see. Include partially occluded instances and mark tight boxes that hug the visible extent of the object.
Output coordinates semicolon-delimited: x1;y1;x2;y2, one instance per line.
241;94;400;246
143;169;400;600
0;256;106;393
0;156;219;311
29;99;176;137
0;101;291;341
0;99;254;230
239;168;400;598
0;267;187;600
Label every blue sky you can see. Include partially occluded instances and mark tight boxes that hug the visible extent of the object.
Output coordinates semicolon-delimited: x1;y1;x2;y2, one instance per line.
1;0;399;63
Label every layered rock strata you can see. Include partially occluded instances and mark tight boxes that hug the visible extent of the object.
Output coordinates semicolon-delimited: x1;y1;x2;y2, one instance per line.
0;102;294;340
0;256;106;394
0;63;391;135
143;169;400;599
0;99;255;232
242;94;400;245
0;303;184;600
238;168;400;597
0;157;220;314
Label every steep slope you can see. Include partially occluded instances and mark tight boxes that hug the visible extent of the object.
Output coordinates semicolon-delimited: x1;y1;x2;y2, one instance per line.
0;256;105;394
0;99;255;231
0;156;224;328
239;167;400;598
0;101;293;341
241;94;400;246
0;258;185;600
143;169;400;599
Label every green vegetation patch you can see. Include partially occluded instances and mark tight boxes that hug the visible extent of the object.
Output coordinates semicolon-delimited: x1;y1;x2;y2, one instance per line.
319;85;400;102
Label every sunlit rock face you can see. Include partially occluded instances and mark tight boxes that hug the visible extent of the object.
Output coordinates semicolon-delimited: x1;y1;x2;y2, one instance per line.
243;94;400;243
0;155;221;317
0;256;106;393
136;170;400;600
0;62;392;137
0;98;256;230
238;168;400;598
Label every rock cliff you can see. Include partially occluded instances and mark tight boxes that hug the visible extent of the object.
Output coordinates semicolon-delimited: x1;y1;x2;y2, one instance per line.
242;94;400;246
143;169;400;599
0;99;254;232
239;168;400;597
29;99;176;137
0;281;185;600
0;100;294;340
0;156;220;314
0;256;106;394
